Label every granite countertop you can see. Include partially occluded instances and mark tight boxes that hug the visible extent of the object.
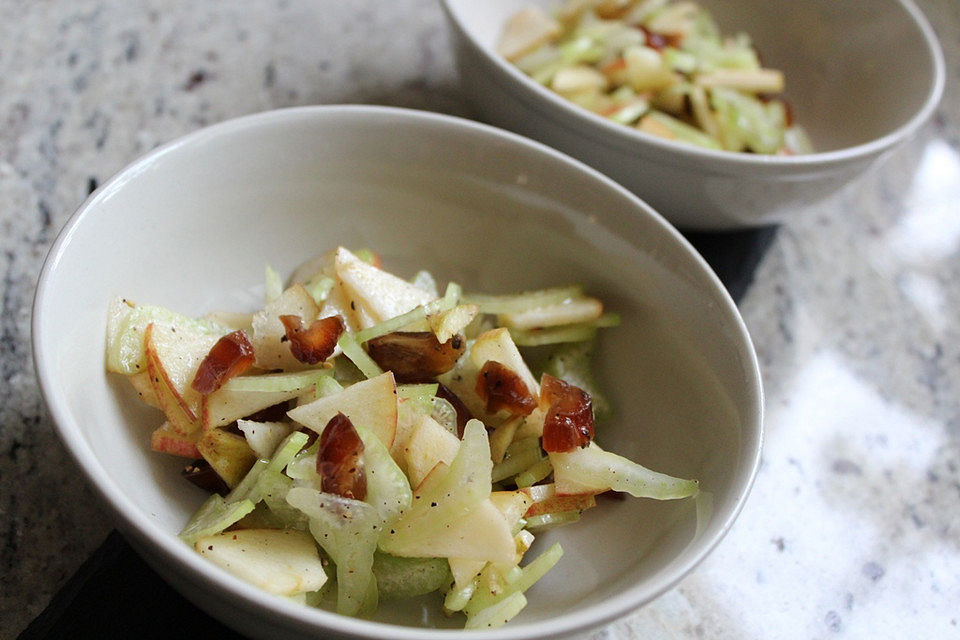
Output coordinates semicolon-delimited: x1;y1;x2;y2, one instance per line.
2;1;958;638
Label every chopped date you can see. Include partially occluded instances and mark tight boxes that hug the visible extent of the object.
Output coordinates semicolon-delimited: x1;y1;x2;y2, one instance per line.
540;374;594;453
181;458;230;495
279;314;344;364
317;412;366;500
366;331;465;382
475;360;537;416
191;330;255;394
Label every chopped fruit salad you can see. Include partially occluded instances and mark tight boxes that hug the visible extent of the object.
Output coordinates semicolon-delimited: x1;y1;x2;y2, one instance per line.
499;0;813;154
106;246;698;628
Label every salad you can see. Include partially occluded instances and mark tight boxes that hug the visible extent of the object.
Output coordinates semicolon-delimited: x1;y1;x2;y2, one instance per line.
105;246;698;628
498;0;812;154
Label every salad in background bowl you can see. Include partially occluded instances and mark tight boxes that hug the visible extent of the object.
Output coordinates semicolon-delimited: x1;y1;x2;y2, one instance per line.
442;0;944;228
33;106;762;640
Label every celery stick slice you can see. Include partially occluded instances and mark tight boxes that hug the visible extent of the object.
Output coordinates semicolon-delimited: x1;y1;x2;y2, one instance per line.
305;275;335;304
509;313;620;347
515;458;553;488
464;542;563;617
524;511;581;530
444;576;478;613
337;333;383;379
492;448;544;484
353;281;460;344
372;552;450;601
179;494;255;546
265;264;283;303
463;286;583;315
465;592;528;629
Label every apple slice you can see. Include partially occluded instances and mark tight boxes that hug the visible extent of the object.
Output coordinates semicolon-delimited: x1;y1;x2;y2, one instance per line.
129;371;160;409
236;419;294;459
197;428;258;488
195;528;328;596
334;247;435;328
380;421;515;564
251;283;321;371
287;371;398;449
150;422;201;458
520;483;597;517
202;370;330;430
402;415;461;489
496;6;560;62
144;325;201;435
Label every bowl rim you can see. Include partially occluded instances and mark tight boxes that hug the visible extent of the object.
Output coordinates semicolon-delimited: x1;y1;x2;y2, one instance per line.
441;0;946;170
32;104;763;640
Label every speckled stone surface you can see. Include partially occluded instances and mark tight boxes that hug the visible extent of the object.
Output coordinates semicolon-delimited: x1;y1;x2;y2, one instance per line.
2;1;958;637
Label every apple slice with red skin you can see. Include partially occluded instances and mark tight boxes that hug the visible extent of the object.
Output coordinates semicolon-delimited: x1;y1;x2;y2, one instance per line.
150;422;201;458
520;483;598;517
145;323;201;435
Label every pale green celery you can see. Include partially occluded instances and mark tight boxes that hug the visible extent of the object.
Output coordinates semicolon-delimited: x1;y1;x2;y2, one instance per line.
608;98;650;125
531;60;565;85
492;449;544;484
287;488;382;617
465;592;527;629
178;494;255;546
409;269;439;297
398;383;439;403
515;458;554;488
463;285;583;314
646;111;723;150
265;264;283;303
357;426;412;524
509;312;620;347
463;542;563;617
259;470;309;530
443;576;478;612
337;333;383;379
603;25;644;55
227;431;310;503
105;298;230;374
315;375;344;398
430;396;459;436
524;511;581;530
304;275;335;304
783;125;814;155
221;369;331;393
559;35;605;65
372;552;450;601
710;87;784;154
354;248;378;265
515;44;561;75
542;339;610;421
662;47;697;74
551;442;699;499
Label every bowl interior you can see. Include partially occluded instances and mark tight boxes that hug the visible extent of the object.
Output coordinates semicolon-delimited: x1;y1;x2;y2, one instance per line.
34;107;760;638
448;0;940;153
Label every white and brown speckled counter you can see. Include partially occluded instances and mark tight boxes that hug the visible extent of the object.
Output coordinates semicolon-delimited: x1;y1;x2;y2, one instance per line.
2;1;958;638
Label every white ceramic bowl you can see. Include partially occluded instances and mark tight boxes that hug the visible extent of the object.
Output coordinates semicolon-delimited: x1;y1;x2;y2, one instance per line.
33;106;762;639
442;0;945;230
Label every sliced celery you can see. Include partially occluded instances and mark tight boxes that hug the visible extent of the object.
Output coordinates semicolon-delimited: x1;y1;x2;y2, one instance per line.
179;494;255;546
514;458;553;488
264;264;283;303
462;285;583;314
337;333;383;379
509;312;620;347
373;552;450;601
